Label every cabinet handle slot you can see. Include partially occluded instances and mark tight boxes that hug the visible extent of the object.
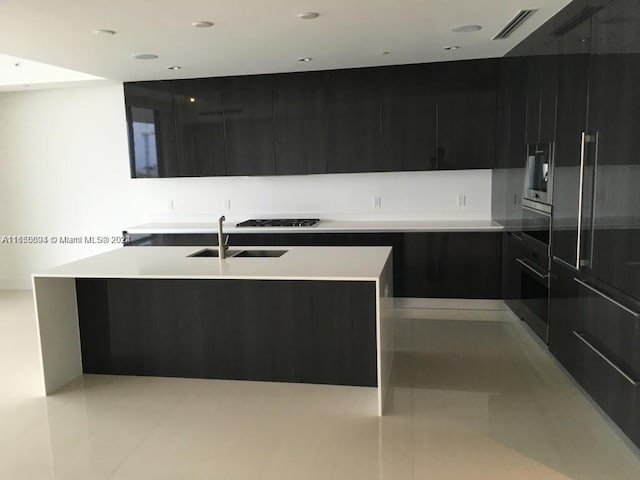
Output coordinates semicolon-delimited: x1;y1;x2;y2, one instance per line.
553;255;579;272
573;331;640;387
516;258;550;280
573;278;640;318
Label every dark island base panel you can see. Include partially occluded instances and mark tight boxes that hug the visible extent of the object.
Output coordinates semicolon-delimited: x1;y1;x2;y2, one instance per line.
76;278;378;387
124;232;503;299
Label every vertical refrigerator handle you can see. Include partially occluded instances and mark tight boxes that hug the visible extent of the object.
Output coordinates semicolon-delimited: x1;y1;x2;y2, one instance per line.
589;132;600;270
576;132;595;270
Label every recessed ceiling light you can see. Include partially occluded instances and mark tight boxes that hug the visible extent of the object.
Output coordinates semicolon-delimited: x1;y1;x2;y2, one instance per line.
134;54;159;60
94;29;117;36
167;66;182;70
298;57;313;62
297;12;319;20
443;45;461;51
451;24;482;33
189;97;196;103
192;21;214;28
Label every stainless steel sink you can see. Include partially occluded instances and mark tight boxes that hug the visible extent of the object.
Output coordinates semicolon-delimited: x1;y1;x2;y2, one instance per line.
187;249;287;258
187;248;242;258
234;250;288;258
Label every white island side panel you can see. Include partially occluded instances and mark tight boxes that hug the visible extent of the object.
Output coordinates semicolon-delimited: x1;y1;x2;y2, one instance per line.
32;276;82;395
377;253;394;415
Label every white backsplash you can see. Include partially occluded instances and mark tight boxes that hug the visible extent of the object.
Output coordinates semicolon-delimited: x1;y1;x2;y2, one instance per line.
138;169;492;223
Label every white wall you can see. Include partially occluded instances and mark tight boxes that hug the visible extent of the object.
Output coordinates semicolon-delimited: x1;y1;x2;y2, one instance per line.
0;84;492;288
0;85;146;288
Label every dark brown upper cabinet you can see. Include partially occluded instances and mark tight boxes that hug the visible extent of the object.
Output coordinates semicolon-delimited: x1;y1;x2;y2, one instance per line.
436;60;499;170
524;54;558;145
324;68;382;173
379;64;438;172
124;82;178;178
222;75;276;176
124;59;502;178
172;78;226;177
273;72;327;175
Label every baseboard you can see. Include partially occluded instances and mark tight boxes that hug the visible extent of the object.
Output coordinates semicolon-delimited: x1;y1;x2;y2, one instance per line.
394;297;508;310
393;298;513;322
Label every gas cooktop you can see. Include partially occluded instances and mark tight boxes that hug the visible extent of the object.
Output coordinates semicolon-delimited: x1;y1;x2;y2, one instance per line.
236;218;320;228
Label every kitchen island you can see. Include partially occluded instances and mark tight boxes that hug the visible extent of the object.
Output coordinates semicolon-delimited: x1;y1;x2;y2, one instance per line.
32;245;394;415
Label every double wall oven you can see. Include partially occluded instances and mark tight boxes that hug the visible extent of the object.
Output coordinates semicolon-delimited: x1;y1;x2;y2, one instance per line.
517;142;554;342
518;201;552;341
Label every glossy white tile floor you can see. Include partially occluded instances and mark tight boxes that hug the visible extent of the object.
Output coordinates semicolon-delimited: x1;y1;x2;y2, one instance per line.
2;290;640;479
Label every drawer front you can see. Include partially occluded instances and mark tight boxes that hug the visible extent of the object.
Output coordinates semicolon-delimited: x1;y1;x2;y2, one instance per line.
576;279;640;375
573;329;640;447
571;278;640;448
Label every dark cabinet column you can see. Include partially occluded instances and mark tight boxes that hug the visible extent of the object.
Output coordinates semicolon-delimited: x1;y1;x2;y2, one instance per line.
273;72;327;175
172;78;226;176
222;75;276;176
587;0;640;299
124;82;178;178
538;54;558;143
496;58;525;169
380;65;438;171
493;57;526;230
524;56;542;145
524;55;558;145
551;17;591;269
325;68;382;173
505;58;527;170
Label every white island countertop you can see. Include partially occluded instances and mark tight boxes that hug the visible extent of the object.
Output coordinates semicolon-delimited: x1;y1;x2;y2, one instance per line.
33;246;392;282
124;219;504;235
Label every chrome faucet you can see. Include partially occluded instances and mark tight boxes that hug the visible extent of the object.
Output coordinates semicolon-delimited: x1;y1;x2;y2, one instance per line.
218;215;229;259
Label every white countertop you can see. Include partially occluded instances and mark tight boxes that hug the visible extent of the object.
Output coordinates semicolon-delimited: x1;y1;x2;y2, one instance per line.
33;246;392;282
124;219;503;235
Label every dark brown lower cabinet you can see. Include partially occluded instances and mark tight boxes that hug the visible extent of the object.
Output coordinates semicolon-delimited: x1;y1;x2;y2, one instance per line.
573;278;640;447
77;278;377;387
550;260;640;448
123;231;503;299
549;260;583;375
235;232;502;299
502;232;524;317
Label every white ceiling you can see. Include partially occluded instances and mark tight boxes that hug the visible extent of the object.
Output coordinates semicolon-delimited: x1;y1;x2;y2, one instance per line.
0;0;571;90
0;53;103;91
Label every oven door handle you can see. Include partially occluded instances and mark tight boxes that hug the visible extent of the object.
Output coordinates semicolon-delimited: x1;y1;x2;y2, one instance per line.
516;258;550;280
522;203;552;217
